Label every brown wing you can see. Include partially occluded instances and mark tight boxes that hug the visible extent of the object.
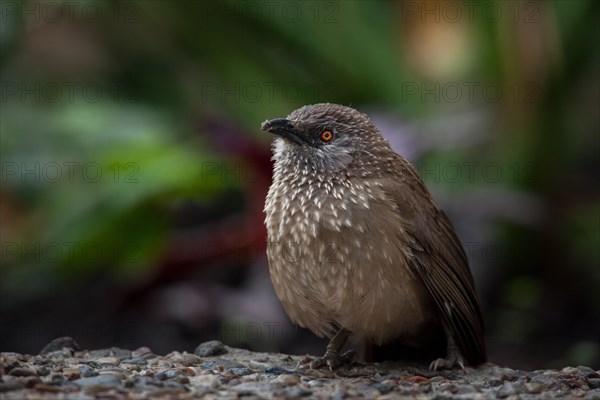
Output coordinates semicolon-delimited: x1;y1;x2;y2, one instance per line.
382;158;486;365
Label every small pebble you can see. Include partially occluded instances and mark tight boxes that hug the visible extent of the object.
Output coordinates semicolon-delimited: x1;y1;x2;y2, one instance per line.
8;368;36;377
531;373;561;389
96;357;121;365
122;353;156;365
407;375;428;383
373;383;393;394
195;340;227;357
21;377;43;388
231;367;251;376
285;386;312;397
454;383;478;394
578;366;595;373
497;382;517;398
132;375;163;391
526;382;544;393
123;363;141;372
39;337;80;355
181;367;196;376
190;374;221;390
165;352;201;365
165;370;183;379
307;379;323;388
201;359;246;371
249;360;274;371
98;369;128;380
150;387;187;396
420;383;432;393
62;367;81;379
82;370;99;378
45;348;75;358
0;382;23;392
265;367;289;375
276;374;300;385
131;346;153;357
84;384;118;395
488;378;503;386
155;372;167;381
73;374;122;388
87;347;131;358
33;383;67;393
587;378;600;389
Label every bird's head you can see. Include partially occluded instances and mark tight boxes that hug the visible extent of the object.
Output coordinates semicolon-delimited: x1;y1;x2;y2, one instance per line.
261;103;391;177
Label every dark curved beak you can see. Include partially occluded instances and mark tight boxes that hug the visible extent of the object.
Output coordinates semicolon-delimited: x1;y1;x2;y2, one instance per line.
261;118;306;145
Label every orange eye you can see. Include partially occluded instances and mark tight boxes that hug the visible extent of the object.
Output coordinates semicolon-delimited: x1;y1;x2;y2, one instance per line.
320;130;334;142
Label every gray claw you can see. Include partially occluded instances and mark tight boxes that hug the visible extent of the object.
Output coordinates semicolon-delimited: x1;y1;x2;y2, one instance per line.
310;349;356;370
429;352;466;371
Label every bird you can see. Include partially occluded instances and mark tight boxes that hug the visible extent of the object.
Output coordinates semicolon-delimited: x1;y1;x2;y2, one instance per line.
261;103;486;370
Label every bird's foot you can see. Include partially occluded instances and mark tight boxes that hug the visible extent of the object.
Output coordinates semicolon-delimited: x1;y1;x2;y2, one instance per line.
429;351;465;371
304;349;356;371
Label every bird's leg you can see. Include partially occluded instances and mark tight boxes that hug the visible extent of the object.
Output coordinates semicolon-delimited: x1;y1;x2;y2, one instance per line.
429;325;466;371
309;328;356;370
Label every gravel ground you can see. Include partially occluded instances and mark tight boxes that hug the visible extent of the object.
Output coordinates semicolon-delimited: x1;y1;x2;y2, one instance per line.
1;337;599;399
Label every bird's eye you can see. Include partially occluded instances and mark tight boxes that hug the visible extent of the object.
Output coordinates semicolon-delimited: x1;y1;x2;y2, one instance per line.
320;130;334;142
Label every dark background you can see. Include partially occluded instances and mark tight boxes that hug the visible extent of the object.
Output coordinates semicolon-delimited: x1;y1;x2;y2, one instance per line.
1;0;598;370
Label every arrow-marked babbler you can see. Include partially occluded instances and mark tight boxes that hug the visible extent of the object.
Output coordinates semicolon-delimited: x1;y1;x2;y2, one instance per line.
262;103;486;370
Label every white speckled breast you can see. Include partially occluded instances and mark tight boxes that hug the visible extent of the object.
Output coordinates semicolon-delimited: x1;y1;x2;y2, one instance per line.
264;161;435;345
